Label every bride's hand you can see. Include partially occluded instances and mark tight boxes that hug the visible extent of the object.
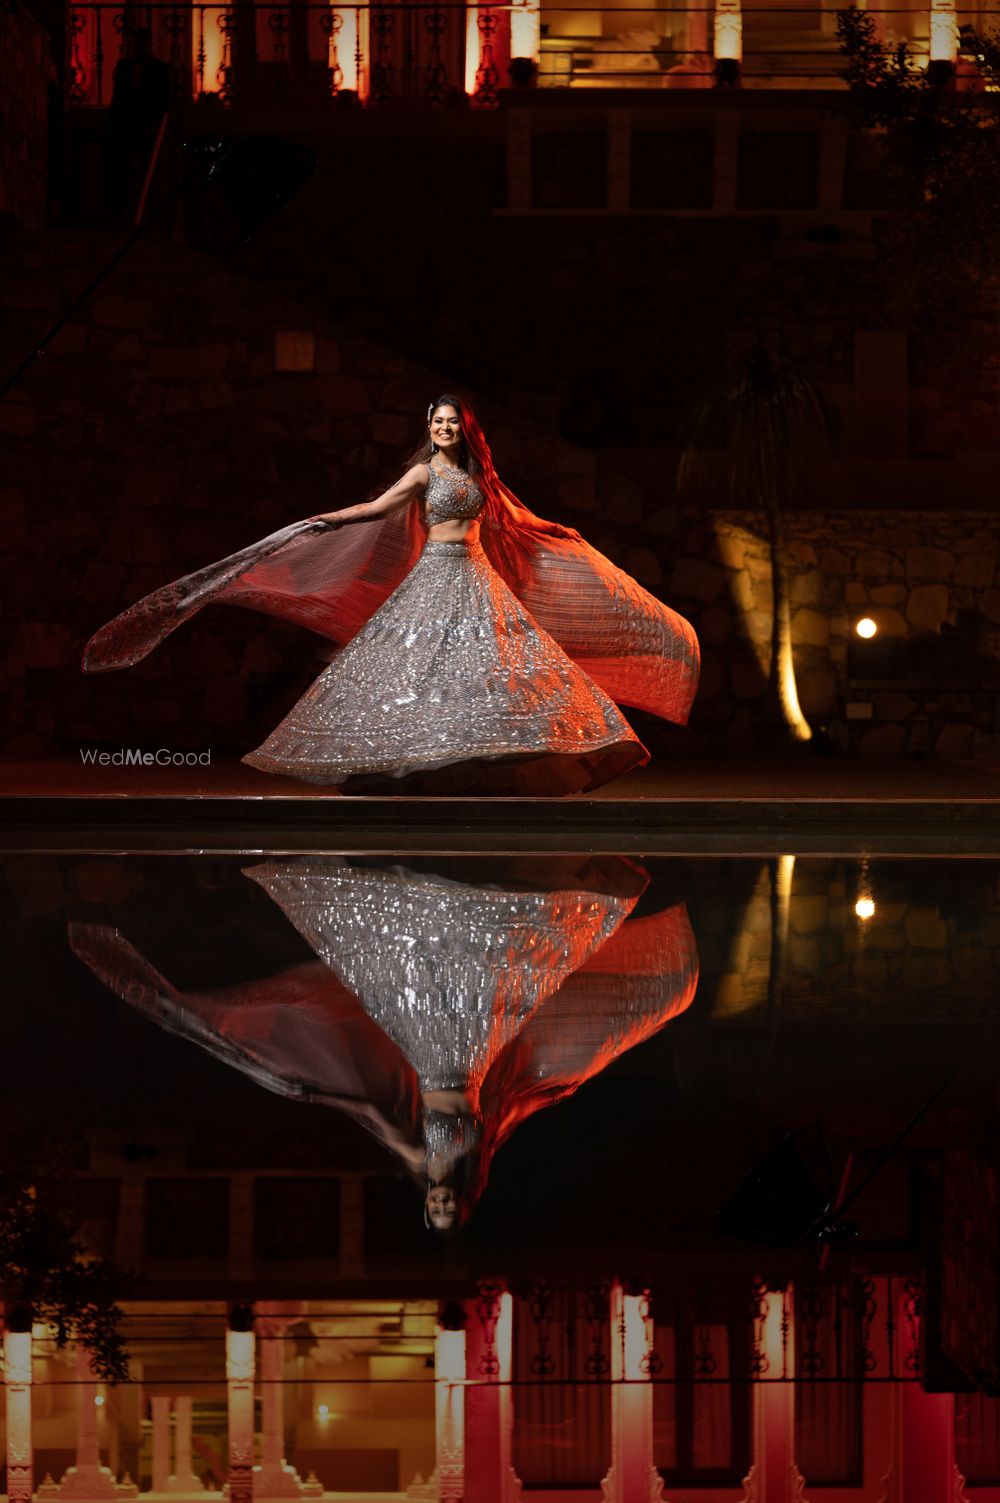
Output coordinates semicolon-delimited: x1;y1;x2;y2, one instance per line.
313;513;342;528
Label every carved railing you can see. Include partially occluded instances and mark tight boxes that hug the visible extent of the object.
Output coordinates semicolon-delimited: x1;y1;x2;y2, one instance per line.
65;0;975;108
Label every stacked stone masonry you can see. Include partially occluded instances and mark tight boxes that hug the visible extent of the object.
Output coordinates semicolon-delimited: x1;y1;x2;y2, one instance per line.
3;230;999;762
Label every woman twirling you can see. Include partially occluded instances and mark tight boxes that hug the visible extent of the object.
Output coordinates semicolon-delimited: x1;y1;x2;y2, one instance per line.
82;394;699;795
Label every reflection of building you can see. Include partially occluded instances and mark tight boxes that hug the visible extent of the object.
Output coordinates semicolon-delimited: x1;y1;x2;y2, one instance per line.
64;0;970;108
4;1279;1000;1499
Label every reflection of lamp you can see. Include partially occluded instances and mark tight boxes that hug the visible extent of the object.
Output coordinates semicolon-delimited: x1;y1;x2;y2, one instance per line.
714;0;742;86
847;613;898;679
928;0;957;85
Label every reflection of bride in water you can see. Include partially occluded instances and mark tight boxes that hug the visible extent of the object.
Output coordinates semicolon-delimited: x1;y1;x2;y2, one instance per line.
69;856;698;1231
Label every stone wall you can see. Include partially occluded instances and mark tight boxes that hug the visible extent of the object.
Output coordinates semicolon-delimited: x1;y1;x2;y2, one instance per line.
671;511;1000;758
3;227;1000;763
711;858;1000;1022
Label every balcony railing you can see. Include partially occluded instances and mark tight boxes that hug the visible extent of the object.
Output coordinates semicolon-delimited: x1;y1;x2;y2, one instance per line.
66;0;986;108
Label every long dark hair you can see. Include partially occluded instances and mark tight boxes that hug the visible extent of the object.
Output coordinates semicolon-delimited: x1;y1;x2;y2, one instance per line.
401;393;505;514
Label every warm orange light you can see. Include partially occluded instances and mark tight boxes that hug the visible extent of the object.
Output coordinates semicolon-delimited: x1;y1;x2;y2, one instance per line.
193;9;228;99
855;897;875;920
465;7;481;94
622;1293;648;1382
856;617;877;639
714;0;743;61
929;0;957;61
4;1331;32;1387
225;1330;255;1382
510;0;541;61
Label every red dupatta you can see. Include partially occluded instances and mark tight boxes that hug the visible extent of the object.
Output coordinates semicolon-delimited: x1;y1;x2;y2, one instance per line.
81;481;700;727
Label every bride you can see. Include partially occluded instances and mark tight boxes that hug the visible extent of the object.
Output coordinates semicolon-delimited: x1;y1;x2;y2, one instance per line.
82;393;699;796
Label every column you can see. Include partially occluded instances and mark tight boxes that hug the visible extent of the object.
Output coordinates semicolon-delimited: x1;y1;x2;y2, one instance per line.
4;1322;34;1503
881;1285;963;1503
227;1311;257;1503
58;1346;118;1498
435;1318;466;1502
165;1397;203;1491
464;1285;521;1503
740;1286;804;1503
601;1283;662;1503
151;1397;172;1493
255;1319;303;1499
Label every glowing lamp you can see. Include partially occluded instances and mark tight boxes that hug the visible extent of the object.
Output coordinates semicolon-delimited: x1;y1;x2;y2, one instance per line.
465;8;481;93
855;897;875;920
621;1293;649;1382
714;0;742;63
225;1330;255;1382
929;0;958;62
94;1394;106;1407
510;0;541;63
4;1330;33;1386
856;618;877;639
316;1405;330;1420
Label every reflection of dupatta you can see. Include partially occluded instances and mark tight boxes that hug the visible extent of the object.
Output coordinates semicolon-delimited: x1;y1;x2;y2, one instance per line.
67;924;423;1164
80;482;700;726
466;902;700;1203
68;867;697;1206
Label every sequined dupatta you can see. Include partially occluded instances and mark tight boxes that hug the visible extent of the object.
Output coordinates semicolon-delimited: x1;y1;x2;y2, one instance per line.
66;922;422;1153
81;483;699;727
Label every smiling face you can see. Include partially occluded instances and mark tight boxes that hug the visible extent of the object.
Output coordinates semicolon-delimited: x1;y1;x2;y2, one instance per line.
426;1183;458;1230
429;404;461;457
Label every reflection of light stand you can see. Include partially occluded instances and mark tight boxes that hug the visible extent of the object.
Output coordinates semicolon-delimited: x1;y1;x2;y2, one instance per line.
0;135;317;403
719;1075;955;1259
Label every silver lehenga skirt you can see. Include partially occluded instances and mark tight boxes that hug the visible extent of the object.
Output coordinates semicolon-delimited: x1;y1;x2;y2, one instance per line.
242;537;648;795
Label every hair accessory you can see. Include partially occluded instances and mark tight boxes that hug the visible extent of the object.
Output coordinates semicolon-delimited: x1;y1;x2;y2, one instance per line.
427;402;435;421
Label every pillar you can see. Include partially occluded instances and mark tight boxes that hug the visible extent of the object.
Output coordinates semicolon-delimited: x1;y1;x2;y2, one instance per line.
739;1286;804;1503
464;1285;520;1503
435;1321;466;1502
4;1326;34;1503
255;1319;304;1499
58;1346;118;1498
227;1314;256;1503
601;1283;662;1503
165;1397;202;1492
880;1285;964;1503
150;1397;172;1493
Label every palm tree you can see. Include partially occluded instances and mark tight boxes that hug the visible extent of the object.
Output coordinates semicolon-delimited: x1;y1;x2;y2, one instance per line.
678;345;839;745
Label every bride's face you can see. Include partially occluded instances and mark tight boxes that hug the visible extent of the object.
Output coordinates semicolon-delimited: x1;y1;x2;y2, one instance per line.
430;405;461;455
426;1183;458;1229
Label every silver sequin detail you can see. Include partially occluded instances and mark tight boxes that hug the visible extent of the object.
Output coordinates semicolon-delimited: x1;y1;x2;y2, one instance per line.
243;862;630;1094
241;537;643;783
423;462;486;527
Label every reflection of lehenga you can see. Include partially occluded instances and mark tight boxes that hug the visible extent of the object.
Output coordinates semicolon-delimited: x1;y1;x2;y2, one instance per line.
240;858;636;1097
68;856;699;1219
81;449;700;795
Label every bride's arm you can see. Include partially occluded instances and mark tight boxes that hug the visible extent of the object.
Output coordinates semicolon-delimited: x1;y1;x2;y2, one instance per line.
314;462;429;527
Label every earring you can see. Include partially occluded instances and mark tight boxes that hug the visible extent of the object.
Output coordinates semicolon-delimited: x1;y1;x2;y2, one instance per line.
430;440;438;453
